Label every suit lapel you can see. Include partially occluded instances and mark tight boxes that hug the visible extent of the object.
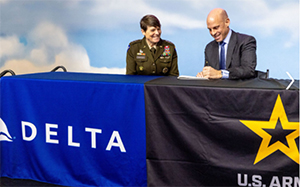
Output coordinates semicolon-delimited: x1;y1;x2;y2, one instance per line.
226;31;237;69
212;41;219;69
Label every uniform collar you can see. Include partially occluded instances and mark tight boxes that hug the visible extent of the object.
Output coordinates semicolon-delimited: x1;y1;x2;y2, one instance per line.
143;37;162;49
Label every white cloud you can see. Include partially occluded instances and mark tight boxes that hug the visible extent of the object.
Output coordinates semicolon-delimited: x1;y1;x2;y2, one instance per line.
253;1;298;33
30;22;69;49
0;59;42;74
0;35;25;58
0;0;9;4
89;67;125;74
26;22;69;65
0;22;125;75
30;46;49;65
155;11;205;30
230;0;299;47
0;59;125;75
88;0;206;30
1;0;297;35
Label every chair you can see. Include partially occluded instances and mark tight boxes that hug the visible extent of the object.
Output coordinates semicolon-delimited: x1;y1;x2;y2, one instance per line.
255;69;269;79
0;70;16;78
50;66;67;72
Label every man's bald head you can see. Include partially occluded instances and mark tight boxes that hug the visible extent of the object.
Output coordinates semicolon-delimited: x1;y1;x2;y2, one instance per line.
207;8;228;23
206;8;230;42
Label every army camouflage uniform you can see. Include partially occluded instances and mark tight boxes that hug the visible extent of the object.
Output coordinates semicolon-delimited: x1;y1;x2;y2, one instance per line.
126;37;179;76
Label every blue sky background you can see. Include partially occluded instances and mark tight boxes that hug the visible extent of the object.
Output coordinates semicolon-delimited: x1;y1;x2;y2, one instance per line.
0;0;299;79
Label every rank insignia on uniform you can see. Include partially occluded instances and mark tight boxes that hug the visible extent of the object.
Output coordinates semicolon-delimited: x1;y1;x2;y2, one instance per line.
162;67;169;74
137;49;145;56
139;66;144;71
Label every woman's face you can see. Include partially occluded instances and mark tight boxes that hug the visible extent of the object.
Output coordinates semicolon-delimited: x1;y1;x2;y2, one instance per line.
141;26;161;47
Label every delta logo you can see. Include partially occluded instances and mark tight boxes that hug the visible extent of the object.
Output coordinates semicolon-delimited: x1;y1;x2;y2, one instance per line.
0;118;13;142
240;94;299;165
0;118;126;152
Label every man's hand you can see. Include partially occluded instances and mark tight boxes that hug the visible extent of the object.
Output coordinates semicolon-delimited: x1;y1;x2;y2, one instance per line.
196;71;204;77
196;66;222;79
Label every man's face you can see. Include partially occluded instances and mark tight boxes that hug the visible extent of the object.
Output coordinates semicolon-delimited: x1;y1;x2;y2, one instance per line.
142;26;161;46
207;16;230;43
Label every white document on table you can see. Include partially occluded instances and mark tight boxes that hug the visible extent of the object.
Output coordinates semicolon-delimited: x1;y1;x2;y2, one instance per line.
177;75;208;80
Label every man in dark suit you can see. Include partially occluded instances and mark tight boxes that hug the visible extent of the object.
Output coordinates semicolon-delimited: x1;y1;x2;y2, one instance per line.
197;8;257;79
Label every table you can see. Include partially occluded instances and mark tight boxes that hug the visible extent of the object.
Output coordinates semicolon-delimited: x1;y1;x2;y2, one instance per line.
144;76;299;186
0;72;299;186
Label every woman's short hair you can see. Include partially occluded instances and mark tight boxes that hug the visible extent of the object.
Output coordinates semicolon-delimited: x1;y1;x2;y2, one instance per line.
140;15;161;31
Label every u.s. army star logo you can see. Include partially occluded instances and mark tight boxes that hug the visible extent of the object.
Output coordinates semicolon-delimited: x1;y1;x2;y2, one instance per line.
240;94;299;165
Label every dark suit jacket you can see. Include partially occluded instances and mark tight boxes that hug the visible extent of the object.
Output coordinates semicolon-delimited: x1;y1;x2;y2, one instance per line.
204;30;257;79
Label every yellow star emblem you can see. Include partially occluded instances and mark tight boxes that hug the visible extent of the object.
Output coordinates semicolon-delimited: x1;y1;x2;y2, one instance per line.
240;94;299;165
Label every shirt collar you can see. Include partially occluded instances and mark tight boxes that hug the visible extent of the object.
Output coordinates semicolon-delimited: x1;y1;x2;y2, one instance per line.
145;39;157;49
220;29;232;45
